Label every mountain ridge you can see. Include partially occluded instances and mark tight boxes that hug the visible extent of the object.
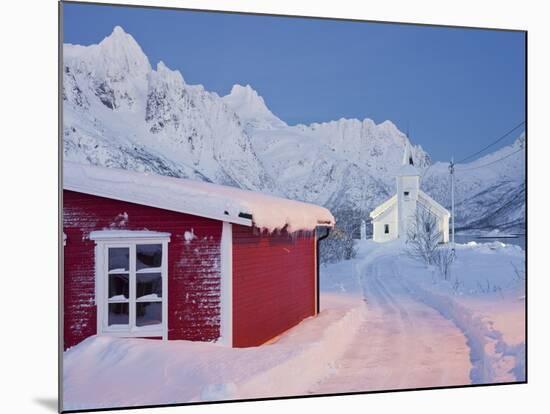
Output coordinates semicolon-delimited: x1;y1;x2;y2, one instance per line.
62;26;525;233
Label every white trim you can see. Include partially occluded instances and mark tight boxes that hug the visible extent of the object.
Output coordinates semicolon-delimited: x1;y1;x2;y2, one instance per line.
94;236;170;339
90;230;171;241
65;183;254;228
219;222;233;347
161;240;168;340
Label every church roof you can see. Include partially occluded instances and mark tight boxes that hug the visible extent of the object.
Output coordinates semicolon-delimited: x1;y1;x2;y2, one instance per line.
418;191;451;217
369;144;449;221
369;195;397;219
369;190;450;220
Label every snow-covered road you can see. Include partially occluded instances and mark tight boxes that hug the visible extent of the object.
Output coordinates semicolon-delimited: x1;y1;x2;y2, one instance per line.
310;256;472;393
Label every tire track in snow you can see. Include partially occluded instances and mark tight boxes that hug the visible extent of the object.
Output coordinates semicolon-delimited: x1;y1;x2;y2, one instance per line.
310;257;471;394
396;274;523;383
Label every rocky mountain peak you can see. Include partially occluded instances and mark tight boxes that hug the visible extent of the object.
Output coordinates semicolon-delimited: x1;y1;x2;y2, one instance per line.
63;26;525;233
223;84;286;130
95;25;151;80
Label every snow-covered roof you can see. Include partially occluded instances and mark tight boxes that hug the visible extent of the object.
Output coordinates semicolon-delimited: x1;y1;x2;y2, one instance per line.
369;191;449;219
64;162;334;233
369;195;397;219
418;191;450;217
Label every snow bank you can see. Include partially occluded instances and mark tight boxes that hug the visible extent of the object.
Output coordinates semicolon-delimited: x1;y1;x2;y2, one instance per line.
64;161;334;233
63;294;364;410
398;274;524;383
236;295;365;399
323;239;525;384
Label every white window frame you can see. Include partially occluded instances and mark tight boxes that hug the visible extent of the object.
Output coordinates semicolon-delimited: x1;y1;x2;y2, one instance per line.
91;231;170;340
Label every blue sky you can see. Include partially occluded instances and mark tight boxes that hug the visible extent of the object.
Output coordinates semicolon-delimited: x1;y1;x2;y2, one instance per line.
62;2;525;162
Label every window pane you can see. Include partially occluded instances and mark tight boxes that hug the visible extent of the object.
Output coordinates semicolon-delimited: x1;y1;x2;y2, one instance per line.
136;244;162;271
108;303;129;326
108;274;129;300
136;302;162;327
137;273;162;300
108;247;129;271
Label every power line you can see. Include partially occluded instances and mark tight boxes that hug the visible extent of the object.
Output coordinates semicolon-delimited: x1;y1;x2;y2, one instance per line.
456;121;525;164
455;147;524;172
421;161;434;181
419;121;524;181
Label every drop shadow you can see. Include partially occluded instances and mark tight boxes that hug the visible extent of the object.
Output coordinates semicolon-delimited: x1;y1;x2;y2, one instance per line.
33;397;58;412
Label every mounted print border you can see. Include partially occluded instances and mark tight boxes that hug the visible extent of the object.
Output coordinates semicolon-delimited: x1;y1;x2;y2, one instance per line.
59;1;527;412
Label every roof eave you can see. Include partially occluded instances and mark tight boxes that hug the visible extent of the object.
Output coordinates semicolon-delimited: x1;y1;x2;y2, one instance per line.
370;195;397;219
64;184;254;227
418;191;451;216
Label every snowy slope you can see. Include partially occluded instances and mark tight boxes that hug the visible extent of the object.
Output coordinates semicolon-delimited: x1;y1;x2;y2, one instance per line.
422;134;525;232
245;118;430;211
222;84;287;131
63;26;275;192
63;26;525;232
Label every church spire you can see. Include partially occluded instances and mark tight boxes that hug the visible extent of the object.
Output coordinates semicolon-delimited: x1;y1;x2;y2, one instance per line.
398;141;420;177
402;141;415;166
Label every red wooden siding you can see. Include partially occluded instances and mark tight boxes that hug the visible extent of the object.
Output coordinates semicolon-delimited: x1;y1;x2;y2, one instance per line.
232;225;316;347
63;190;222;349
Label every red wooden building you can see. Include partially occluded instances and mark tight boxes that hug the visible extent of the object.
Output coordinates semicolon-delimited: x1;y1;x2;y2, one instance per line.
63;163;334;350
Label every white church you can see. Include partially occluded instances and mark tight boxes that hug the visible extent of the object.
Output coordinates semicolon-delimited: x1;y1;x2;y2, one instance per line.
369;144;450;243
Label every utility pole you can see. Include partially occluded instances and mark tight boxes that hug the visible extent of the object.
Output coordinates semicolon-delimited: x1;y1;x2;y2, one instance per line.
449;157;455;251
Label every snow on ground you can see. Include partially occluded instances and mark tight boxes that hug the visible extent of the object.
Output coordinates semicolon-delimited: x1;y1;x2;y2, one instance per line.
314;239;525;392
63;238;525;410
312;270;471;393
63;294;365;410
395;241;526;383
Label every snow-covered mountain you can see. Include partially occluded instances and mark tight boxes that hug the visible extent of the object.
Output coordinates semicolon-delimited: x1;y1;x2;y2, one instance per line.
422;134;525;232
222;84;287;132
63;26;275;192
63;26;525;233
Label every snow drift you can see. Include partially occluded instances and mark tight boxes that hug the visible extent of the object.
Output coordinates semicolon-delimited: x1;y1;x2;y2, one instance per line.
63;294;365;410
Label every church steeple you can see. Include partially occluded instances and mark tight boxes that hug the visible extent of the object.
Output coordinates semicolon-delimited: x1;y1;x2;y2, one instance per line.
402;142;414;166
398;142;420;177
396;141;420;238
